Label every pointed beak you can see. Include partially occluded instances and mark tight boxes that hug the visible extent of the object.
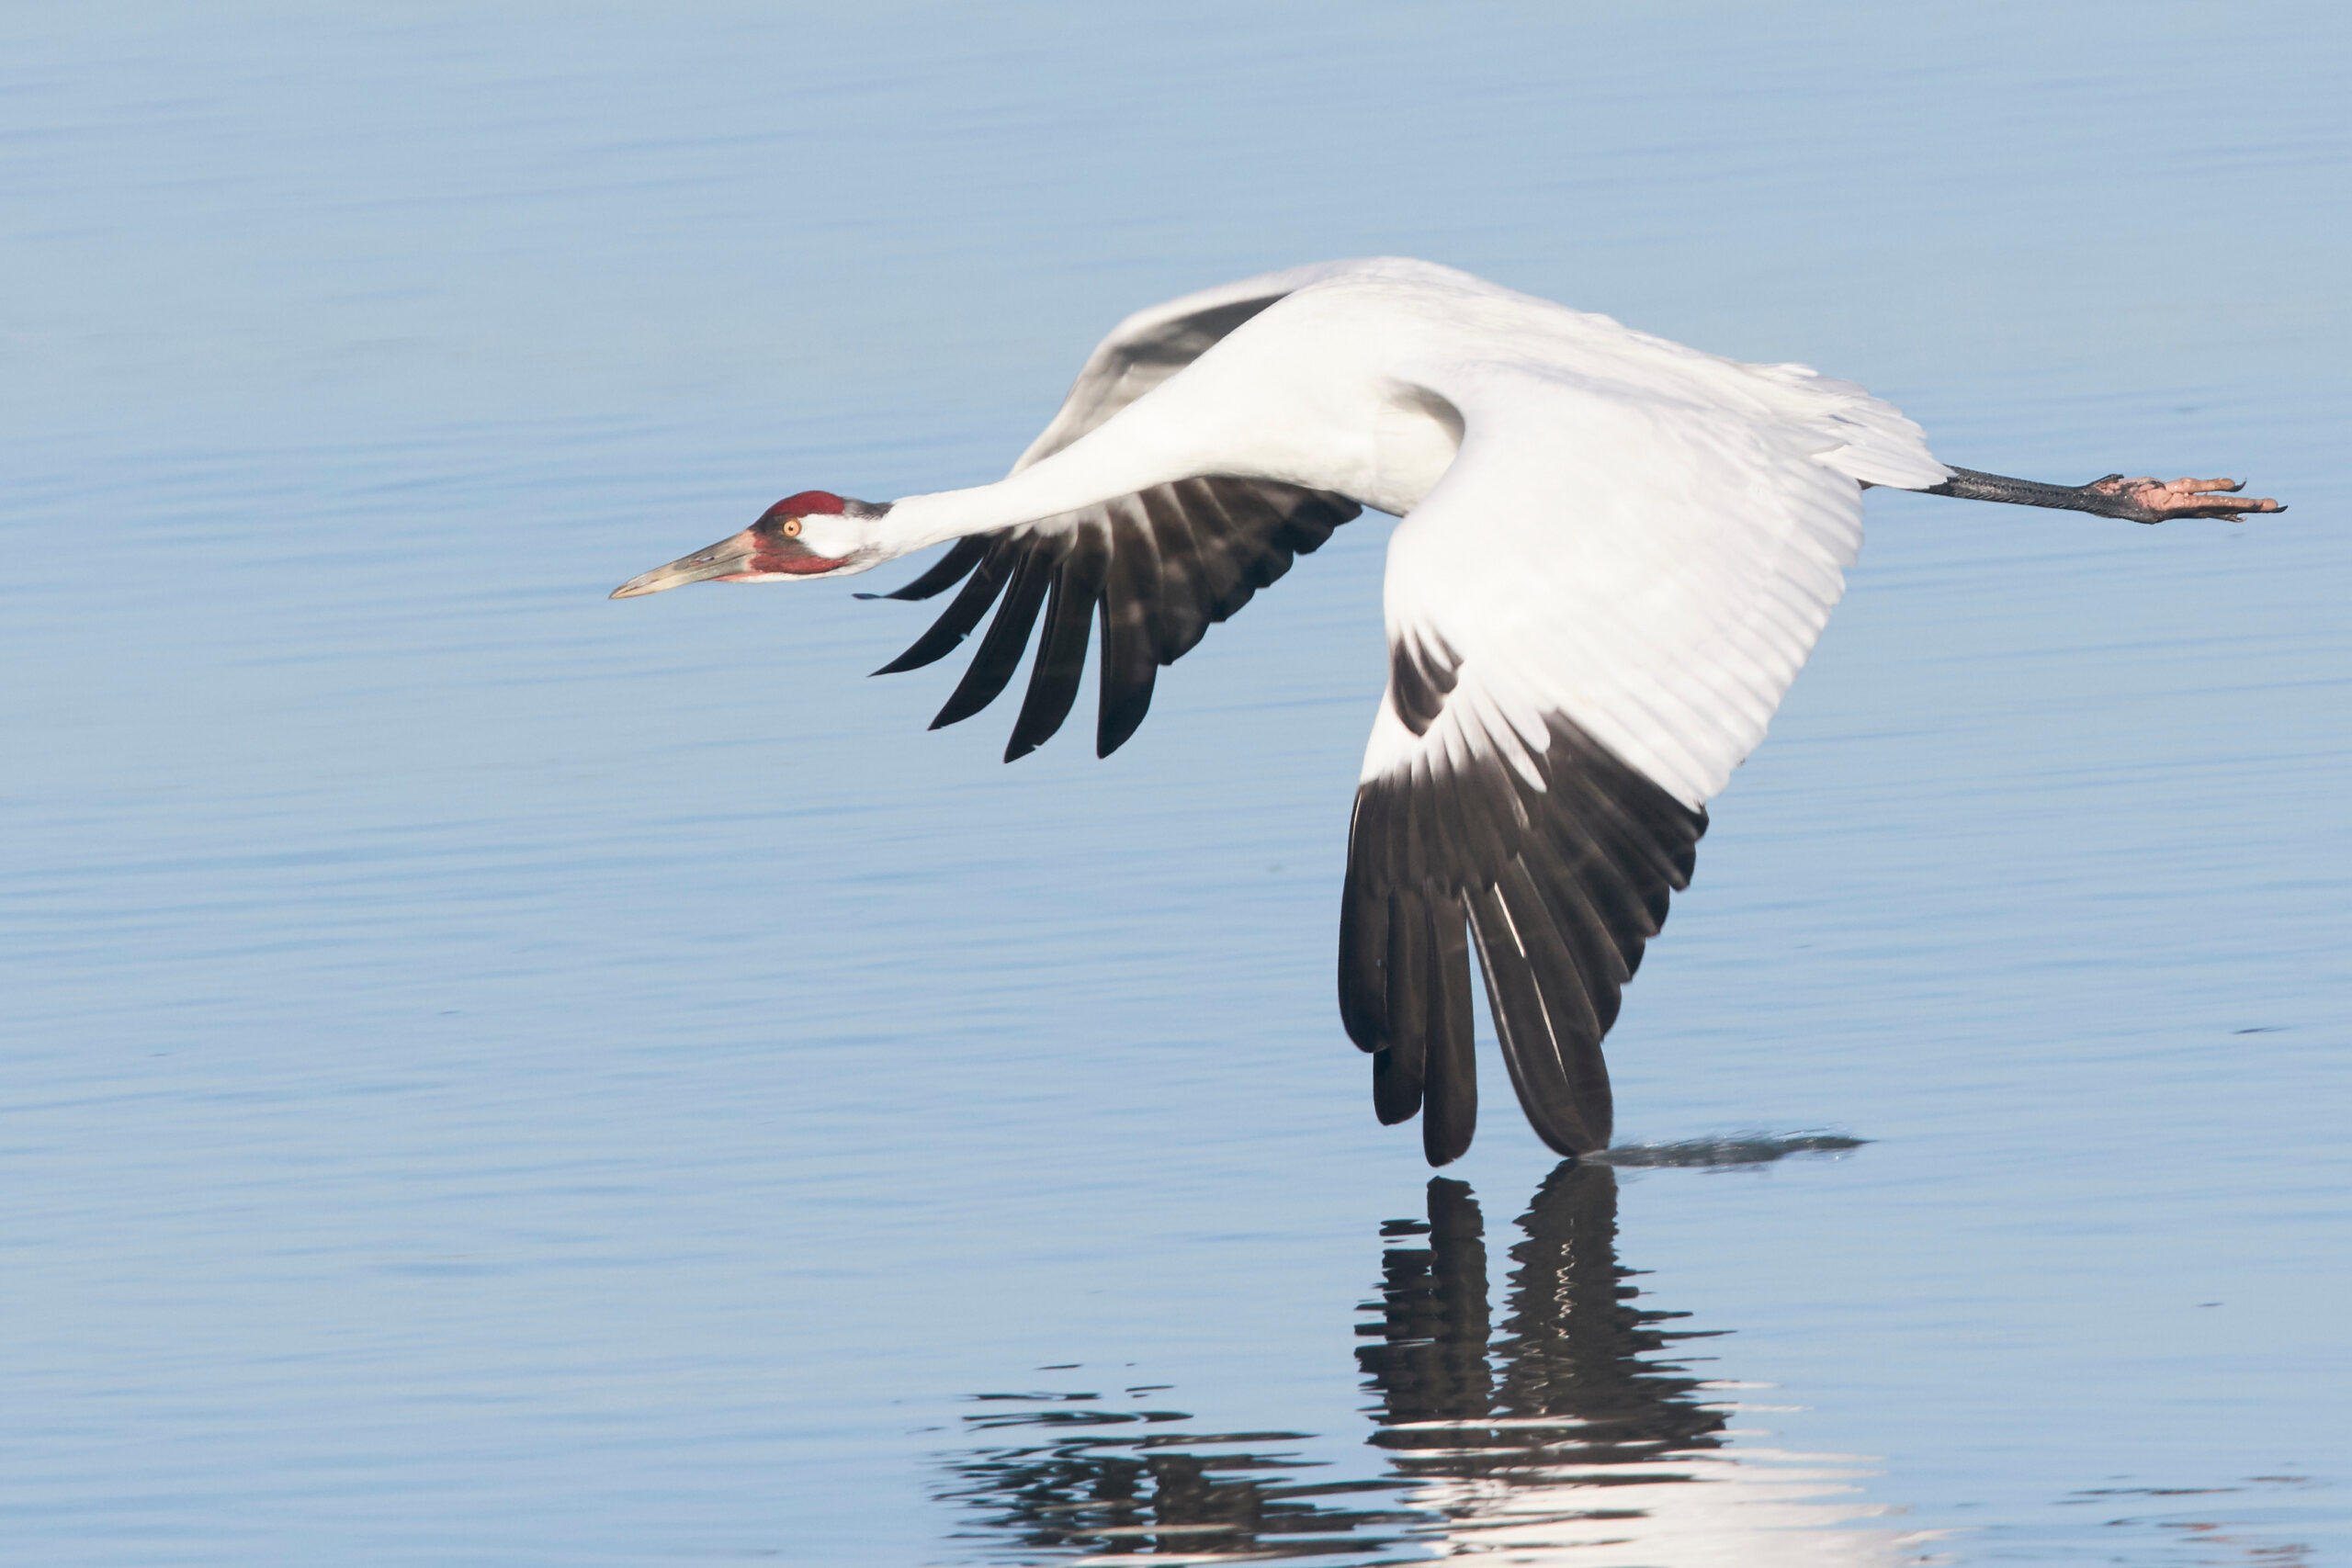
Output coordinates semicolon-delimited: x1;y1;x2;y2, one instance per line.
609;529;759;599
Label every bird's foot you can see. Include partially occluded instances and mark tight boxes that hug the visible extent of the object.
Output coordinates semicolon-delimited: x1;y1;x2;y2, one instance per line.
2084;474;2285;524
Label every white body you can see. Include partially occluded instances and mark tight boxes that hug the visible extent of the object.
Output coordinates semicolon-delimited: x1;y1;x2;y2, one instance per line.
612;259;2256;1162
747;258;1962;1165
883;258;1947;809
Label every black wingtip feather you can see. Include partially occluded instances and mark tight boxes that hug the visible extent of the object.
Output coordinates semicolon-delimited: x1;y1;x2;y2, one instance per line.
931;550;1053;729
1349;714;1702;1162
889;479;1359;756
1419;896;1477;1166
1093;516;1160;757
876;536;988;602
1337;797;1390;1052
1466;890;1601;1157
873;544;1015;676
1094;674;1154;758
1002;542;1105;762
1373;1044;1423;1125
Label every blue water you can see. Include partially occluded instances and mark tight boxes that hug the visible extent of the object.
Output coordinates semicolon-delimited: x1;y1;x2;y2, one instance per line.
4;5;2346;1563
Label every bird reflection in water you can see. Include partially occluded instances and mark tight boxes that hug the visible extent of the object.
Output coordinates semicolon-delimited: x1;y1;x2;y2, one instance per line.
939;1158;1938;1564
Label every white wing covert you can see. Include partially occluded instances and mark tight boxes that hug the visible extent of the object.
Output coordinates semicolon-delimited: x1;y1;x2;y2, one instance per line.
1341;367;1898;1162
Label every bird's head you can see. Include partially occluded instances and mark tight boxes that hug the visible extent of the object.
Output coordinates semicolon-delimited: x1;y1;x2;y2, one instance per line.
609;491;888;598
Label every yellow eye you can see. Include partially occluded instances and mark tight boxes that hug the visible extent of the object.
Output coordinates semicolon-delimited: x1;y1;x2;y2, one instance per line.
783;518;802;537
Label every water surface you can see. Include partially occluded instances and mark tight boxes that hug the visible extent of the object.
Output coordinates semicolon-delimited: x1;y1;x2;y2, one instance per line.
4;5;2347;1563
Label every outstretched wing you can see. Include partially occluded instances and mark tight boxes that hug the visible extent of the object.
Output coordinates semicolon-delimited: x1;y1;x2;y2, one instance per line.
1342;366;1922;1164
868;265;1374;761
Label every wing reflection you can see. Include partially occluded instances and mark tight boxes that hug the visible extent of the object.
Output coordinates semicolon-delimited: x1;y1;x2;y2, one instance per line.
1362;1164;1935;1563
1359;1167;1726;1476
940;1160;1935;1565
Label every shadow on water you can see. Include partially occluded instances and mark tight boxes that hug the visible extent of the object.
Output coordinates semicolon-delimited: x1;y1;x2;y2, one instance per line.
938;1153;1937;1565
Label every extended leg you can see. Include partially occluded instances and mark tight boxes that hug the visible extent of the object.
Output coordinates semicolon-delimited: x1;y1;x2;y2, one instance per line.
1922;468;2284;524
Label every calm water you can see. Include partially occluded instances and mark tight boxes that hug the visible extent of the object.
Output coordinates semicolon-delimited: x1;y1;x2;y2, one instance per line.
5;5;2347;1563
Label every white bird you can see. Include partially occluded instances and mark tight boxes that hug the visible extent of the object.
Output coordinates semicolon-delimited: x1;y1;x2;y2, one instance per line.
613;258;2281;1166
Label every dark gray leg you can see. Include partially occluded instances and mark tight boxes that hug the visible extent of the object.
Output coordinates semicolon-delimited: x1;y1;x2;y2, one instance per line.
1923;468;2284;524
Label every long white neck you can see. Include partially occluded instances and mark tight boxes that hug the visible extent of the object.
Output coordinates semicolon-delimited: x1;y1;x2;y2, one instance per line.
877;414;1223;556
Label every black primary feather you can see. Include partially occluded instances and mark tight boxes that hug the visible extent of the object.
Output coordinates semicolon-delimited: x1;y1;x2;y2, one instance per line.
930;546;1052;729
1003;532;1107;761
863;536;988;603
1341;711;1707;1164
870;542;1014;675
871;477;1359;756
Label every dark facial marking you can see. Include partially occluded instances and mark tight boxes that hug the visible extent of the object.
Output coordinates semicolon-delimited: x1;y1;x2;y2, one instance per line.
745;549;845;575
764;490;846;522
747;502;844;573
